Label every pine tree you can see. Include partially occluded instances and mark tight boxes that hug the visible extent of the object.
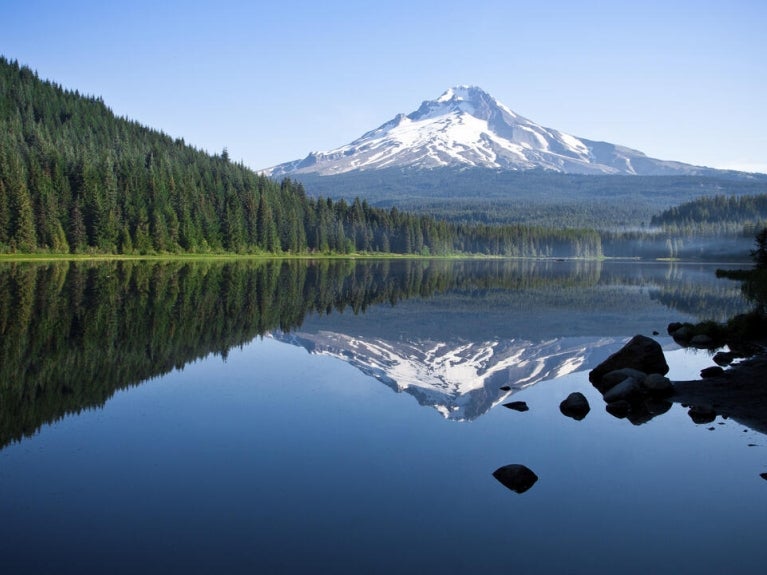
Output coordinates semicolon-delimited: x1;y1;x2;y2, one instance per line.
751;227;767;269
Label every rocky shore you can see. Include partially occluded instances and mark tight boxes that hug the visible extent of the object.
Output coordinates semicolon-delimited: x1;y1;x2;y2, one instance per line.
671;352;767;435
587;332;767;434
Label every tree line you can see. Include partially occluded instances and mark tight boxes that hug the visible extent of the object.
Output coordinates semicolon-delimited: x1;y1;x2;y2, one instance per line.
0;57;600;258
293;167;767;230
650;194;767;236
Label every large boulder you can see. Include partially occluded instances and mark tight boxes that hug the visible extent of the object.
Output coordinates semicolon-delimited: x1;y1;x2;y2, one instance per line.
641;373;673;396
603;377;641;403
589;335;669;391
600;368;648;392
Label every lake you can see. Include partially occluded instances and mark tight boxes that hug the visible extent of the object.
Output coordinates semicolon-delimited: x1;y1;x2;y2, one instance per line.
0;258;764;574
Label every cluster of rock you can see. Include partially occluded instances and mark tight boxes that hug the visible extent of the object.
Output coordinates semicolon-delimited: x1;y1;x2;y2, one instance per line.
667;322;721;350
668;321;754;368
588;335;675;423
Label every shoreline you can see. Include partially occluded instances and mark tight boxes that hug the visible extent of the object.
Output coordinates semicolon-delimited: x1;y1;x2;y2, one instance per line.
672;350;767;434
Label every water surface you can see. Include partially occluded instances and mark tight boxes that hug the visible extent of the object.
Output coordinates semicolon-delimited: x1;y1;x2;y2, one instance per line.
0;259;763;574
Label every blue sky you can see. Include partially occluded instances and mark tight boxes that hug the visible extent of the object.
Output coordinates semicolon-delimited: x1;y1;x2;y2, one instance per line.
3;0;766;173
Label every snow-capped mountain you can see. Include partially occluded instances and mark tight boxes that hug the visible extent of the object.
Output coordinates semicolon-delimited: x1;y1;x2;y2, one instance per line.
272;330;626;421
263;85;715;177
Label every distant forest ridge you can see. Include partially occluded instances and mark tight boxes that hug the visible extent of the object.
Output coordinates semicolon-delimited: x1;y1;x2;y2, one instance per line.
650;194;767;233
0;56;600;257
292;169;767;230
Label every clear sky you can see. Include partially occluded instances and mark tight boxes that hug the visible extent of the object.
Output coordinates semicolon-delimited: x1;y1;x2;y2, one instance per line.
3;0;766;173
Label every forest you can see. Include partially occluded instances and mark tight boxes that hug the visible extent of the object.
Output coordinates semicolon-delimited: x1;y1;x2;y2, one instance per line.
0;57;601;258
293;167;767;229
650;194;767;235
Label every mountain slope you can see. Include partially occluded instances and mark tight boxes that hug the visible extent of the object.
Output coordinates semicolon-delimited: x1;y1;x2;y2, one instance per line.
4;58;601;256
264;86;723;177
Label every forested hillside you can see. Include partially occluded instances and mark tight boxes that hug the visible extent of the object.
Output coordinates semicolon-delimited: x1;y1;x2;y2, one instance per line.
0;57;600;257
293;167;767;229
650;194;767;235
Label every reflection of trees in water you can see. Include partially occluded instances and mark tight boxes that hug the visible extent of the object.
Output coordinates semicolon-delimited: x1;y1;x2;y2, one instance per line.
0;259;596;448
638;263;751;322
0;258;746;448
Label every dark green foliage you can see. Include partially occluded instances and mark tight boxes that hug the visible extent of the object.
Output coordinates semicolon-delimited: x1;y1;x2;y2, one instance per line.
751;227;767;269
0;56;601;257
651;194;767;235
294;168;767;229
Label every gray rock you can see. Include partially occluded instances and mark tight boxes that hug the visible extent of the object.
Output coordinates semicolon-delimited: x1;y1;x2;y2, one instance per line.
589;335;669;392
642;373;673;396
559;392;591;420
601;368;648;391
603;377;641;403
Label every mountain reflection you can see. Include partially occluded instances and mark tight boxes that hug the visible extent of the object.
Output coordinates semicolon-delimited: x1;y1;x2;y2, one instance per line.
275;331;624;420
0;258;748;447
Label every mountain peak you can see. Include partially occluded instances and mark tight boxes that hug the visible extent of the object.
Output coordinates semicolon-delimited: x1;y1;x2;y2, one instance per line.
436;85;485;103
262;87;712;177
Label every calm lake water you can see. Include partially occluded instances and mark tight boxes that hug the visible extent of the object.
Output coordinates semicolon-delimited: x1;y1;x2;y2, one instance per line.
0;259;764;574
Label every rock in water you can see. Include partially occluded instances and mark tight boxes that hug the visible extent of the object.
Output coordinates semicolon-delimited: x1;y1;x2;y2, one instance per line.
642;373;673;396
589;335;669;391
603;378;641;403
492;464;539;494
700;366;725;378
559;392;591;420
688;404;717;424
503;401;529;412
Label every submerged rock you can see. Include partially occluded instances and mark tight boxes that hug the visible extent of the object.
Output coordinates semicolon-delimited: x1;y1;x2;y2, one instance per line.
492;464;539;494
559;392;591;420
503;401;529;412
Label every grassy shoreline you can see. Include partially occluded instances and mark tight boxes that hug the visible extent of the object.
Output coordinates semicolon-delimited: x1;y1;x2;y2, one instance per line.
3;250;754;265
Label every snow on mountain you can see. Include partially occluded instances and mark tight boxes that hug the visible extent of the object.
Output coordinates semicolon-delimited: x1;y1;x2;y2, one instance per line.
272;330;625;421
263;85;712;177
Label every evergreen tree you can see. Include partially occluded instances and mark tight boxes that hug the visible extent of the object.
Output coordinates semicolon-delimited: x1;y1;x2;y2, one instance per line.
751;227;767;269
